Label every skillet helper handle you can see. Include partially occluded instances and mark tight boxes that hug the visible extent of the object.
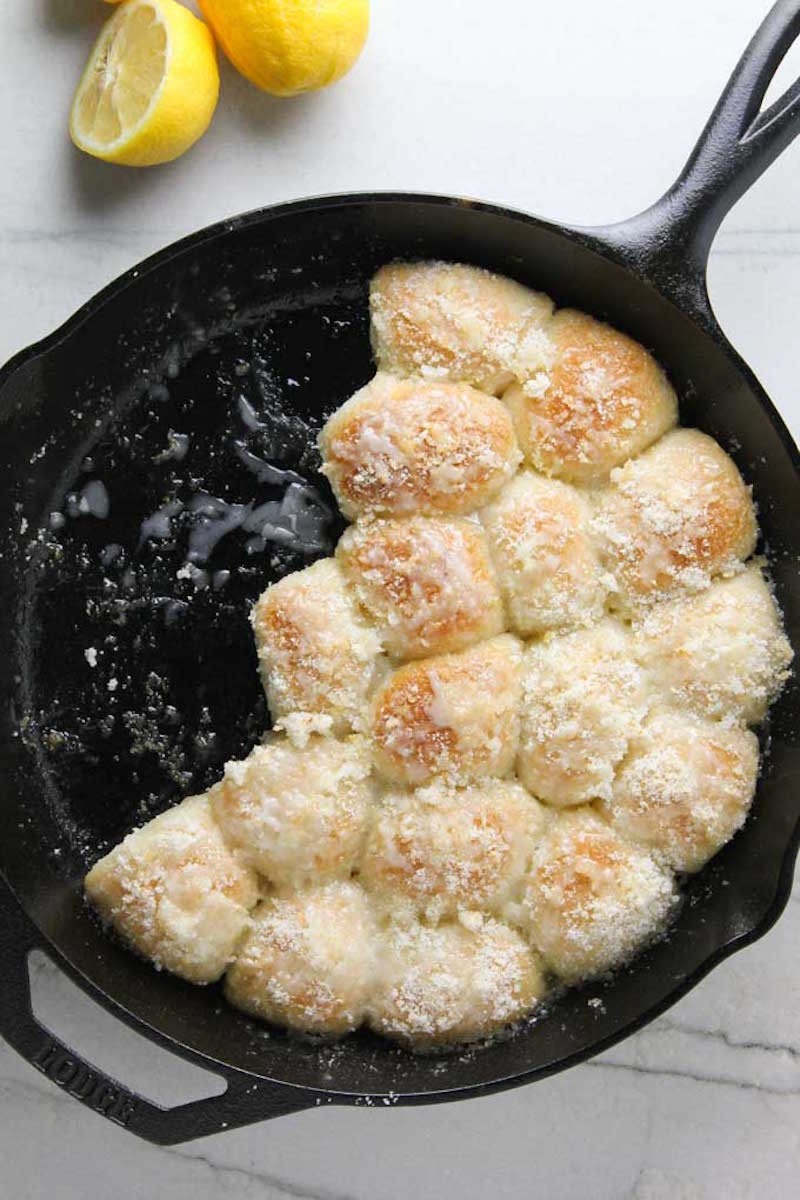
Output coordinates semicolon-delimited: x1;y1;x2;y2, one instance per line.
598;0;800;314
0;879;315;1144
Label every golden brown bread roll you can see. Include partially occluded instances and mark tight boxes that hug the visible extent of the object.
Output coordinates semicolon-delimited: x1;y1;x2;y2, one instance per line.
250;557;383;739
517;808;677;984
225;883;376;1035
599;710;760;873
594;428;757;609
517;620;648;807
210;734;374;886
319;371;521;520
337;514;504;660
632;564;793;724
369;634;522;785
370;916;546;1047
361;778;545;921
504;309;677;484
85;795;259;985
370;260;554;394
480;470;609;635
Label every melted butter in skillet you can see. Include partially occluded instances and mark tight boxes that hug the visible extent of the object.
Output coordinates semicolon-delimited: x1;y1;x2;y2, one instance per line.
21;298;368;858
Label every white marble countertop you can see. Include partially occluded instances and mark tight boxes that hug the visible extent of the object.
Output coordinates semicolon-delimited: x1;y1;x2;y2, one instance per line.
1;1;799;1196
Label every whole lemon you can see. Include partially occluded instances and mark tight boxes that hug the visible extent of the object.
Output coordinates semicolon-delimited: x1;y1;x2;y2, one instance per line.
198;0;369;96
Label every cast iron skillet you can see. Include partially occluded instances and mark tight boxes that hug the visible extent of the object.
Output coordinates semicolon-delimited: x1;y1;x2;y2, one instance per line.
0;1;799;1147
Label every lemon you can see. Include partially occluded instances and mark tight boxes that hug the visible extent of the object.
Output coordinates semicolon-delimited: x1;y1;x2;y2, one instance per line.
198;0;369;97
70;0;219;166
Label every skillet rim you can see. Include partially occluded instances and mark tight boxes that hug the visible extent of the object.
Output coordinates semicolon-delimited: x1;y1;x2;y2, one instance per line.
1;189;798;1109
2;190;799;475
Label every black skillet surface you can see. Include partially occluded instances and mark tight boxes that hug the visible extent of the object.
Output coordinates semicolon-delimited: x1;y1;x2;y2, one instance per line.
0;1;799;1146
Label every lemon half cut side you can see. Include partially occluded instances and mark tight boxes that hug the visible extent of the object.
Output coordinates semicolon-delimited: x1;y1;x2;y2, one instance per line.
70;0;219;167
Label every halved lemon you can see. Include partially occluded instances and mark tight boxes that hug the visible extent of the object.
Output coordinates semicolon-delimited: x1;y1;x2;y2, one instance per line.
69;0;219;167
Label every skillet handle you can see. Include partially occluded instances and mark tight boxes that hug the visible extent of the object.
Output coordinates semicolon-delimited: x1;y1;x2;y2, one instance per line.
594;0;800;319
0;878;316;1145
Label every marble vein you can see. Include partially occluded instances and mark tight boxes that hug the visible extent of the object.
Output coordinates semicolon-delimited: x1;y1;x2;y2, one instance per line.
165;1145;357;1200
655;1015;800;1061
588;1056;800;1096
0;228;173;247
0;1068;347;1200
0;1069;73;1113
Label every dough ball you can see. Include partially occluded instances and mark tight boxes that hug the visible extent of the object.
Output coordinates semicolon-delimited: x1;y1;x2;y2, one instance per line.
337;515;504;660
370;260;555;395
370;916;546;1047
361;778;545;921
517;621;648;806
594;428;757;609
504;309;677;484
480;470;609;635
85;795;259;985
250;557;383;738
319;371;521;520
225;883;376;1035
600;710;760;873
520;808;677;984
211;735;373;885
369;635;522;785
633;564;793;725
